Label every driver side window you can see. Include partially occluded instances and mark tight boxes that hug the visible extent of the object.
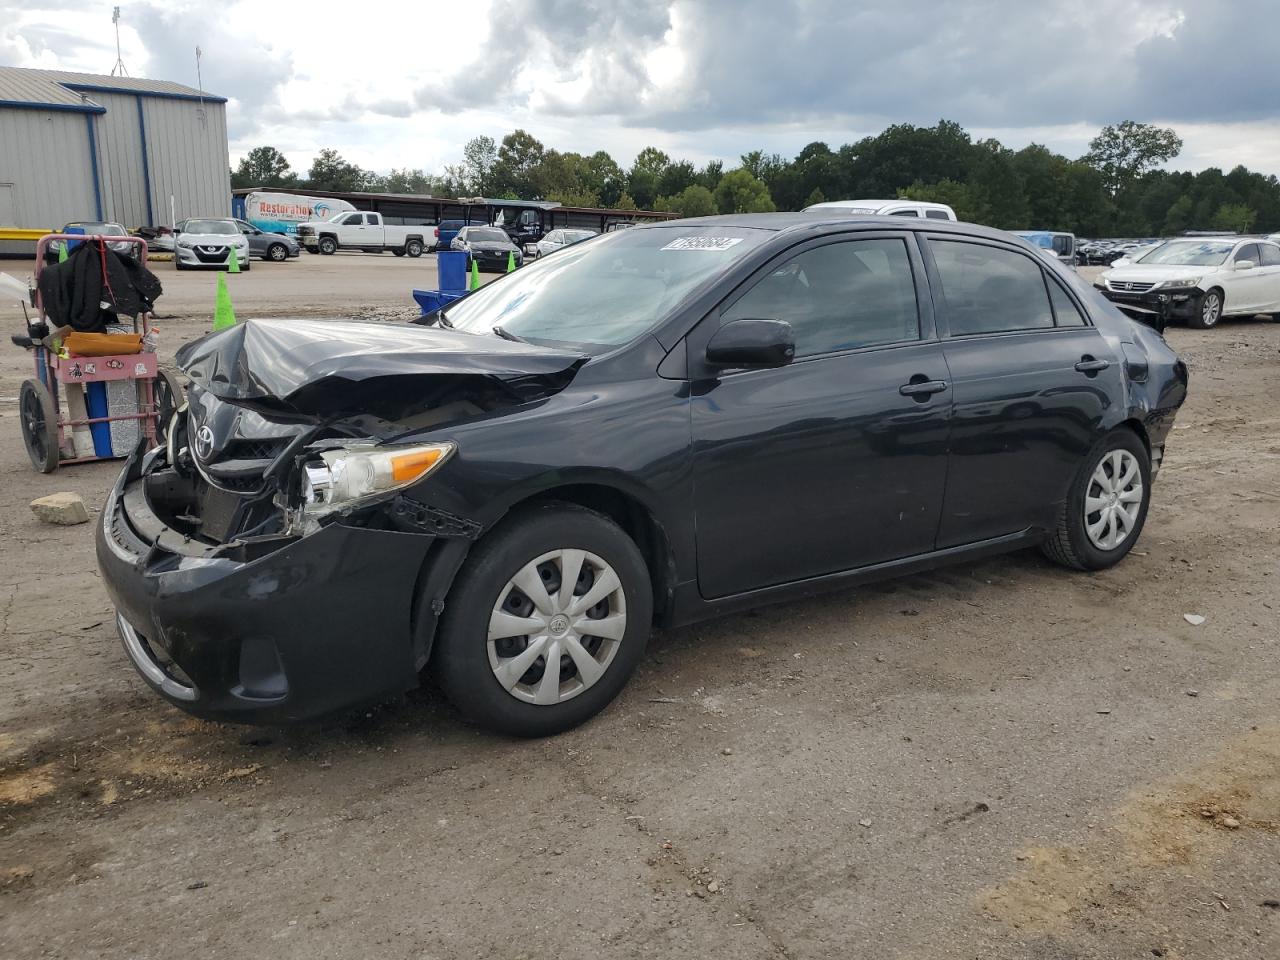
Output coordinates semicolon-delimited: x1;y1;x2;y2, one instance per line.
343;214;363;225
722;238;921;358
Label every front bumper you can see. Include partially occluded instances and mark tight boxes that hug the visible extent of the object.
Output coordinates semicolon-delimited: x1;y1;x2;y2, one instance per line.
176;245;250;267
1097;284;1201;321
95;447;439;723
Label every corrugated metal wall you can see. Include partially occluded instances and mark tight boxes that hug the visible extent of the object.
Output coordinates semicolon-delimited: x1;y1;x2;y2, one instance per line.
141;97;230;222
0;108;97;227
89;92;149;227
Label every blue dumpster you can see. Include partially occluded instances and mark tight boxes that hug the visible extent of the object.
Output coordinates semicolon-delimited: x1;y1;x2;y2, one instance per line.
412;289;468;316
437;250;468;293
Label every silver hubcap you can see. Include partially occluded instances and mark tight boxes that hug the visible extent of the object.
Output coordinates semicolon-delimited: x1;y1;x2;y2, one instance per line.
1203;293;1220;324
487;549;626;705
1085;449;1143;550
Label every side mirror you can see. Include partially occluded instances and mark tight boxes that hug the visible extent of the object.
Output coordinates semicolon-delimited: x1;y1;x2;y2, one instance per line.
706;319;795;369
1111;257;1130;268
1236;259;1255;271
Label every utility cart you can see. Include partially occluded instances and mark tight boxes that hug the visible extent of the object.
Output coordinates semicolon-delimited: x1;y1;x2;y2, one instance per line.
15;233;181;473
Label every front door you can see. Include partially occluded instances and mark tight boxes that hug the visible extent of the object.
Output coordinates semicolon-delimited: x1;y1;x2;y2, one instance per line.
690;234;952;599
923;236;1125;547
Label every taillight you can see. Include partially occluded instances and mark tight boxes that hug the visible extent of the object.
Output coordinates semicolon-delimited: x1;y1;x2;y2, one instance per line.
434;227;439;238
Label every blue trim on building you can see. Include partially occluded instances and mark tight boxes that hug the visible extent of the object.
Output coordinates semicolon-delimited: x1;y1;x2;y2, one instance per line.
62;82;227;105
0;97;104;114
135;95;155;225
85;114;104;220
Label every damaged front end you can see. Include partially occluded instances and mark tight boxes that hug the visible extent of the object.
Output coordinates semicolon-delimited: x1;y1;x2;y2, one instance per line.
96;317;586;722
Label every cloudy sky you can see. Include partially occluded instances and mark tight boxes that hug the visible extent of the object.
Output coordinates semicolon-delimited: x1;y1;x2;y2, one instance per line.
3;0;1278;177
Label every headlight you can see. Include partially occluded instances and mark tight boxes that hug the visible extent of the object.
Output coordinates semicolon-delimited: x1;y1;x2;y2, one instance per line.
177;238;193;248
1154;277;1200;289
301;441;455;515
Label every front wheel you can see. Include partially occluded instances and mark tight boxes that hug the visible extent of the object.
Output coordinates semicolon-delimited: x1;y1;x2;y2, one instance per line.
20;379;59;473
1188;288;1223;329
406;240;423;258
432;503;652;737
267;243;288;262
318;236;337;255
1041;430;1151;571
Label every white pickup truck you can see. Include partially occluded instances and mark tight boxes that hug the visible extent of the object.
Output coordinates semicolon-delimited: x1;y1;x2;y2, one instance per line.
295;211;429;257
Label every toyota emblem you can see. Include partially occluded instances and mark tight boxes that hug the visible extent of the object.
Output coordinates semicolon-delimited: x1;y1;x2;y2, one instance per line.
194;424;215;461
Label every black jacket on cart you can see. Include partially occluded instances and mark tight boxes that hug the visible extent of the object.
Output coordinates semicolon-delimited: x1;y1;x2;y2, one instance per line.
38;241;163;333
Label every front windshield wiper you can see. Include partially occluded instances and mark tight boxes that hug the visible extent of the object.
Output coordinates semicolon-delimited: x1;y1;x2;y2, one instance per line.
492;324;526;343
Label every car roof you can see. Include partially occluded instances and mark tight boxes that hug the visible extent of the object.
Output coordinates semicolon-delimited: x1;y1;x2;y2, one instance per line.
806;199;952;210
632;212;1018;244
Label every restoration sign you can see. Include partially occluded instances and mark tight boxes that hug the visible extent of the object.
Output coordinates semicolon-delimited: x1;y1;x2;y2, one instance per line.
243;192;356;236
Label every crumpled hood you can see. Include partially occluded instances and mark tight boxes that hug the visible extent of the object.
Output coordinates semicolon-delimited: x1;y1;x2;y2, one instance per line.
176;317;587;419
1101;263;1217;285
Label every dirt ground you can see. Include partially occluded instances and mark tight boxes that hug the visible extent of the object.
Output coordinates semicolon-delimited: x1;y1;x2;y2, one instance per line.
1;256;1279;959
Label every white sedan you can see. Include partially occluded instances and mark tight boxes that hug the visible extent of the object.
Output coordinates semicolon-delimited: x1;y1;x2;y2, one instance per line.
533;228;597;259
1096;236;1280;329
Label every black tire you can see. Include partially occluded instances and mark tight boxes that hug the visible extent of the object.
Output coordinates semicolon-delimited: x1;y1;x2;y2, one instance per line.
432;503;653;737
1041;429;1151;571
152;369;184;442
318;236;337;255
406;239;424;258
20;379;59;473
174;259;187;271
241;260;251;272
1187;287;1223;329
267;243;288;262
392;248;405;257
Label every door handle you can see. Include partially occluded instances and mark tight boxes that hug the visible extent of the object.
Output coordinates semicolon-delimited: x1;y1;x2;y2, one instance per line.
899;378;948;399
1075;357;1111;373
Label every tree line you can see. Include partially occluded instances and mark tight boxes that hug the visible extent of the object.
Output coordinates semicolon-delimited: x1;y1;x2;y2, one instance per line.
232;119;1280;237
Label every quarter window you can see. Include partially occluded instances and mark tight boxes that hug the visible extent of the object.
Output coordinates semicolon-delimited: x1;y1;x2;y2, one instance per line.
723;238;921;357
890;209;920;217
1047;277;1087;326
930;240;1055;336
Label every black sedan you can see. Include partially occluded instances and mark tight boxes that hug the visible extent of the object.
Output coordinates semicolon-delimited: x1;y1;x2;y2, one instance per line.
97;215;1188;736
450;225;523;272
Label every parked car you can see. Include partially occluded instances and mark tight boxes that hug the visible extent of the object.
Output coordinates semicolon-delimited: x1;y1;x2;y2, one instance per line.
533;228;597;258
98;213;1187;735
451;226;524;272
231;219;299;262
1012;231;1076;270
173;219;250;271
803;199;958;220
295;211;428;257
433;219;486;252
1097;236;1280;328
45;221;134;262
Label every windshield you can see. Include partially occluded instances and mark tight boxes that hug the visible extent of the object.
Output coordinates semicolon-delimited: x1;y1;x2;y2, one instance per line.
467;228;508;243
445;225;770;348
184;220;238;236
1137;240;1233;266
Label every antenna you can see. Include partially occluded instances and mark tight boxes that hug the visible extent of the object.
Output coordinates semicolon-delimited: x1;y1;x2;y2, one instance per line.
110;7;129;76
194;45;207;123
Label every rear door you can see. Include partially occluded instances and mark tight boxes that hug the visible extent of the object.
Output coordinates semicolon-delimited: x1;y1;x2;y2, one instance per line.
1256;242;1280;312
922;235;1124;547
1228;242;1264;313
689;232;952;598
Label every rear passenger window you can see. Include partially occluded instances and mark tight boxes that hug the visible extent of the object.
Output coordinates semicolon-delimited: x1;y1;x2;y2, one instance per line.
890;209;920;217
1259;243;1280;266
931;240;1055;336
1047;277;1087;326
723;238;920;358
926;210;951;220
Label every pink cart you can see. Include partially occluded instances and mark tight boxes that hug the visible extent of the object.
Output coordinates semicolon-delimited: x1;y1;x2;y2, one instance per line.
17;233;181;472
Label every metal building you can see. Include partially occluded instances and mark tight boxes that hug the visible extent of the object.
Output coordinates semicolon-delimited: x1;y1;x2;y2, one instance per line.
0;66;230;235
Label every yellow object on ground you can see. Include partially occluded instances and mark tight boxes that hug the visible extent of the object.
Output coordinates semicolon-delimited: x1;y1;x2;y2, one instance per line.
58;243;68;263
506;251;516;273
213;272;236;331
470;259;480;290
64;332;143;356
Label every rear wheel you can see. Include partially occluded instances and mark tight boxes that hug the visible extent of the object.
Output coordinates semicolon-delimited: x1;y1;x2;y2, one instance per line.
1042;430;1151;571
406;239;424;258
1188;287;1223;329
20;379;59;473
392;248;405;257
432;503;652;737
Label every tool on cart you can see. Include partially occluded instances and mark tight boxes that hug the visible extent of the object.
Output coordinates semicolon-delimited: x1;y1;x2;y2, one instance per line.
12;233;182;473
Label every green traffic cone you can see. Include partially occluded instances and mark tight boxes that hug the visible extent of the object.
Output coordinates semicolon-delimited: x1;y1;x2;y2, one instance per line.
212;272;237;331
469;258;480;290
226;248;240;274
506;250;516;273
57;242;68;263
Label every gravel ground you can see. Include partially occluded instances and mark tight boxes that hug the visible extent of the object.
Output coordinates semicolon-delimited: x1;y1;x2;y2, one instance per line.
1;258;1279;959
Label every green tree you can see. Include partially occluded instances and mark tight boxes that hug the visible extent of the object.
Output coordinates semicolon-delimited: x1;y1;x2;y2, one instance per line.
1161;194;1193;234
462;135;497;195
585;151;625;207
491;129;545;197
232;146;295;189
901;179;982;223
306;149;372;192
804;187;827;207
632;147;671;177
616;192;638;210
713;169;776;214
659;184;716;218
1083;121;1183;195
1211;202;1256;233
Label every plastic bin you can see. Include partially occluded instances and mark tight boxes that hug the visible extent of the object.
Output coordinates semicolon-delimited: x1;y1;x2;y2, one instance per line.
412;289;468;316
437;251;468;293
